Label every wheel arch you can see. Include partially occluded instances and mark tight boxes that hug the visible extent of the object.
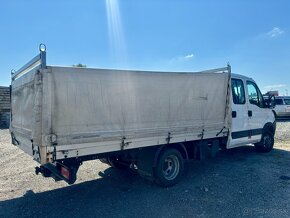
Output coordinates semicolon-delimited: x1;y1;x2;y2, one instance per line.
262;122;276;136
255;122;275;153
272;110;277;119
153;143;188;168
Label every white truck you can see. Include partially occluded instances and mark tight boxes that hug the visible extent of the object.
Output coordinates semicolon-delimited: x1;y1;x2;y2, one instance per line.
10;46;276;187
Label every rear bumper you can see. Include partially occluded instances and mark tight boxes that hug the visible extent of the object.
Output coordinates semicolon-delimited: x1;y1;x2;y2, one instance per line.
35;161;81;185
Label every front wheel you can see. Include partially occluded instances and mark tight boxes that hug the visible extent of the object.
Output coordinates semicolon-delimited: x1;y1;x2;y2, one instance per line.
154;148;184;187
254;131;274;153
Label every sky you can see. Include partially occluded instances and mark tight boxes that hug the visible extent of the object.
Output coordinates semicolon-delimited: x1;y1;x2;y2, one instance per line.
0;0;290;95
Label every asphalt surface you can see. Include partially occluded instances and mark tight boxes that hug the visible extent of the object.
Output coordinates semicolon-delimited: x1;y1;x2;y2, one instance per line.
0;121;290;218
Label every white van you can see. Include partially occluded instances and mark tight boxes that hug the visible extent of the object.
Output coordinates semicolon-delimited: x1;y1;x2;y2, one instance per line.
274;96;290;117
10;46;276;187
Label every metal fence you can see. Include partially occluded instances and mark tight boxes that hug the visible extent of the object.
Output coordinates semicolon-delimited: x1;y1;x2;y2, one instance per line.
0;86;10;128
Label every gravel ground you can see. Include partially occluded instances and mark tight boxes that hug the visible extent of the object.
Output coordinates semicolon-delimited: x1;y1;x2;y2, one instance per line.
0;121;290;218
275;120;290;142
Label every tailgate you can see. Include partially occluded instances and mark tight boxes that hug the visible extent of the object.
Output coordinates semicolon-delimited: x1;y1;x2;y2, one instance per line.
10;46;47;163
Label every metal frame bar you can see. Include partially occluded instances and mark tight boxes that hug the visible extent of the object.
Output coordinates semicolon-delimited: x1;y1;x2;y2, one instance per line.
12;44;46;81
198;65;231;74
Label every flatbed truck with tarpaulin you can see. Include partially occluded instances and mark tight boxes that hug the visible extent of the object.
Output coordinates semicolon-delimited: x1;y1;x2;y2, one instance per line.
10;45;276;187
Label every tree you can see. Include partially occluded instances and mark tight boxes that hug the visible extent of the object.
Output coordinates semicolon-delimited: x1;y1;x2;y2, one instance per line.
72;63;87;68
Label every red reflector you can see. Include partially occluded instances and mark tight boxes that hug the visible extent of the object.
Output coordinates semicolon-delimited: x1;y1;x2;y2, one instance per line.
60;166;70;180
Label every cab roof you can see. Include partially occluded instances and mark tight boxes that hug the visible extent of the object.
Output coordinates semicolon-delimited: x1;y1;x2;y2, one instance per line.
231;73;254;82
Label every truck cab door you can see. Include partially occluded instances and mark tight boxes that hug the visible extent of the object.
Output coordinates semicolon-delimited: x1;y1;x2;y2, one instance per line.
228;78;252;148
245;81;266;143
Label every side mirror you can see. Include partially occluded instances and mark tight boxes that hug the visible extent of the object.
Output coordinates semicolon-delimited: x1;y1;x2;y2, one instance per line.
265;95;276;109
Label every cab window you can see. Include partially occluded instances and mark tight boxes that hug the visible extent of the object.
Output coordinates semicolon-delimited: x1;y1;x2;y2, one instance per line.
247;81;265;108
231;79;245;104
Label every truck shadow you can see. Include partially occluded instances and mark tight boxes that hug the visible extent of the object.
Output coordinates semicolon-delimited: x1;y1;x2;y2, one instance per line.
1;146;290;218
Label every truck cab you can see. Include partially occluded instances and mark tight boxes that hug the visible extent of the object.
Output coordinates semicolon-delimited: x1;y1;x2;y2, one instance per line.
228;74;276;151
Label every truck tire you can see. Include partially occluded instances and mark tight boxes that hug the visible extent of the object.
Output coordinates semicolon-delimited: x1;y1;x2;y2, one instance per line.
254;131;274;153
154;148;184;187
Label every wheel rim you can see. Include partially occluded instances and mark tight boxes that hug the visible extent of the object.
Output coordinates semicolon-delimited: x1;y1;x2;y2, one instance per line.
162;155;180;180
262;134;273;149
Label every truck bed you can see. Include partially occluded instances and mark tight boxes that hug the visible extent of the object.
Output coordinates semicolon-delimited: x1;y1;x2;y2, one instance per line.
11;52;231;164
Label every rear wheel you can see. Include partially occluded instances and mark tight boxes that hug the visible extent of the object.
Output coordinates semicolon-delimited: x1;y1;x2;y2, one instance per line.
254;131;274;153
154;148;184;187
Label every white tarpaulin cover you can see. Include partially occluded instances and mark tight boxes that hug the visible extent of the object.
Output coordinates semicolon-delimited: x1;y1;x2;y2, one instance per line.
11;66;231;163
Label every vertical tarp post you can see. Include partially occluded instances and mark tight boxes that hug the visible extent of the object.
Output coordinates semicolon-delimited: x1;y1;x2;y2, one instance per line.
39;43;47;69
225;63;232;131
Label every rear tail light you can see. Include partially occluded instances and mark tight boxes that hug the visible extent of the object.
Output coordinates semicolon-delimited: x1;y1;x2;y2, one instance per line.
60;166;70;180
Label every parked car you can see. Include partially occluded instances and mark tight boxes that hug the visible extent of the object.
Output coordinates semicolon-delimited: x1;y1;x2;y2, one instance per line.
274;96;290;117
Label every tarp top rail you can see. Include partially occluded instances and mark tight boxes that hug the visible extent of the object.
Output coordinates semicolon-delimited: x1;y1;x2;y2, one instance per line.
10;43;231;81
11;44;47;81
198;64;231;74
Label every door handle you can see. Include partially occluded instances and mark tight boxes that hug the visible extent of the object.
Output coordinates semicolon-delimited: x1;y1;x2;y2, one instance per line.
232;111;237;118
248;110;252;117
